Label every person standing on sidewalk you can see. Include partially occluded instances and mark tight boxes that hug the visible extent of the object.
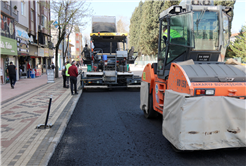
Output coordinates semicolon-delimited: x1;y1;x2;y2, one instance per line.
7;62;17;89
68;61;78;95
27;62;30;78
51;62;55;71
62;62;67;88
65;61;71;88
0;67;3;84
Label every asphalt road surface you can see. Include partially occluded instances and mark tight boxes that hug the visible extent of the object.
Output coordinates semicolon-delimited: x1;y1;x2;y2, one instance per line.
49;88;246;166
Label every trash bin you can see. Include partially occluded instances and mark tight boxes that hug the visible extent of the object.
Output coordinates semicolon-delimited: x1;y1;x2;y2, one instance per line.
31;70;35;78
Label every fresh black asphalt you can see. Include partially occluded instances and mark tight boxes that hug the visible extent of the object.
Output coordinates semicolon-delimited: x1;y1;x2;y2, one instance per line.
49;88;246;166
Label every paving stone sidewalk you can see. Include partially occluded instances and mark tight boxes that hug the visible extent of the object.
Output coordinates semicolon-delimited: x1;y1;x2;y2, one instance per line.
1;76;82;166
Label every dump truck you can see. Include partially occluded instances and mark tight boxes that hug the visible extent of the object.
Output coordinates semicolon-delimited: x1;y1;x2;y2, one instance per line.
81;16;141;88
140;0;246;151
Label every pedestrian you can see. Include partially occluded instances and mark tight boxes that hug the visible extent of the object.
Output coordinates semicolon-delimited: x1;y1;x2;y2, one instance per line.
51;62;55;71
65;61;71;88
19;68;22;79
27;62;30;78
68;61;78;95
0;67;3;84
62;62;67;88
7;62;16;89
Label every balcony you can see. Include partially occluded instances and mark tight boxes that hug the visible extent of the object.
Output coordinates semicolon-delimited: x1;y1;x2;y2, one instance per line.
1;1;19;22
1;1;11;15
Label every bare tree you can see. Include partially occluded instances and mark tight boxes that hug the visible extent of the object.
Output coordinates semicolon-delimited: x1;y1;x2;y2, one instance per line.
83;35;89;46
64;23;74;62
117;16;129;33
50;0;92;78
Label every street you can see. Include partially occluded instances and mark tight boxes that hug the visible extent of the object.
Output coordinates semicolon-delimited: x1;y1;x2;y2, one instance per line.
48;88;246;166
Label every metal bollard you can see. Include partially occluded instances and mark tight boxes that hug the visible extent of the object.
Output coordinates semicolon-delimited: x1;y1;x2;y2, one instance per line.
44;96;52;129
36;95;53;129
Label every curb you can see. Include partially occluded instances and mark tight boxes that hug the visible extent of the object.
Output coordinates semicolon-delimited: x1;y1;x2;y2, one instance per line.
30;88;83;166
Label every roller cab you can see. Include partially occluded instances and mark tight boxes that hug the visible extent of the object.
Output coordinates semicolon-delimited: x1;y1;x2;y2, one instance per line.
140;0;246;151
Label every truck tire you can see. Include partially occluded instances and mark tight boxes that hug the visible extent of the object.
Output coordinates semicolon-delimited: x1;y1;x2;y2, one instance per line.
144;93;158;119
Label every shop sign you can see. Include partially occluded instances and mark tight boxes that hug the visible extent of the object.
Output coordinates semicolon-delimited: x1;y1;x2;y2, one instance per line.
29;45;38;56
18;48;29;52
15;27;29;40
38;48;44;57
44;48;49;57
1;13;15;39
16;37;29;56
0;36;17;56
49;49;54;58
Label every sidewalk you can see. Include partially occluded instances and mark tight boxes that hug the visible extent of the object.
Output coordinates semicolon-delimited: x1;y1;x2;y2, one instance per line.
1;71;83;166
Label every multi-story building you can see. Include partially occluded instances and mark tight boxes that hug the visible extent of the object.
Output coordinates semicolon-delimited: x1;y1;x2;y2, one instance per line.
70;27;83;62
1;0;18;83
26;0;53;76
11;0;30;79
1;0;53;83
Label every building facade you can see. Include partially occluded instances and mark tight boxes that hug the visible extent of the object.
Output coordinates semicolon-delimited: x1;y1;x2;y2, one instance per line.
1;0;18;84
70;28;83;63
1;0;53;84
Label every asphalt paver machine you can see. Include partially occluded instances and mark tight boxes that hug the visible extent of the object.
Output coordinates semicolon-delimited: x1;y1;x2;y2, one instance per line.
81;16;141;88
140;0;246;151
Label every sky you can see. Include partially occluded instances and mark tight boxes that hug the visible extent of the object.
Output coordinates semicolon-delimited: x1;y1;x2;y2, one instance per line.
81;0;246;39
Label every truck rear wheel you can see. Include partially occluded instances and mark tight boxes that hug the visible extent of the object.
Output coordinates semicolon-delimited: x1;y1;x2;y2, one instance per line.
144;93;158;119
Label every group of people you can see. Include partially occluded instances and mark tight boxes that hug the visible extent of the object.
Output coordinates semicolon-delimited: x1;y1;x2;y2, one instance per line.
6;60;79;96
62;60;79;95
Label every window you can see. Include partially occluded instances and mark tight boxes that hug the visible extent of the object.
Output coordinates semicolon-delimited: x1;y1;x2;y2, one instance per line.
21;1;25;16
193;11;219;50
45;36;48;45
31;10;34;21
41;15;47;27
166;45;187;64
37;15;40;25
169;12;194;47
222;12;229;47
158;22;167;71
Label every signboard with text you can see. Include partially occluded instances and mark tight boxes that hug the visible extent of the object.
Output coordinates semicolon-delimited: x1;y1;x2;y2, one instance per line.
38;48;44;57
44;48;49;57
0;36;17;55
47;69;55;83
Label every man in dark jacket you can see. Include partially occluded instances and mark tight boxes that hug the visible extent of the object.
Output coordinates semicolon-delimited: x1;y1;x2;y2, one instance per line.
68;61;78;95
82;44;90;59
62;62;67;88
7;62;17;89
